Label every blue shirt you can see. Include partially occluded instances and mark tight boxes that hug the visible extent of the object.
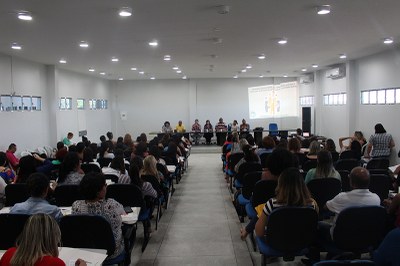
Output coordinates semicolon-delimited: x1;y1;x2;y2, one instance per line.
10;197;63;222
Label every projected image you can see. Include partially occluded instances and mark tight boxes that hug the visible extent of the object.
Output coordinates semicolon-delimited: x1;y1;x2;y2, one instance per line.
248;81;299;119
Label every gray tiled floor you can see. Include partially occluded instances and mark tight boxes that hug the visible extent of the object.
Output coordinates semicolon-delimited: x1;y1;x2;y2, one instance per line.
130;150;254;265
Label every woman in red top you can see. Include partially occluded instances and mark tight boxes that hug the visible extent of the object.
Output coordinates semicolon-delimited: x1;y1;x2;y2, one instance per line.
0;214;86;266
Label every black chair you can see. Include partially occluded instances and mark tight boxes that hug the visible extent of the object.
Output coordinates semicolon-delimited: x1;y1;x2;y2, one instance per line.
324;206;387;259
338;170;351;192
59;214;123;264
227;152;244;192
97;157;113;168
0;213;30;249
295;153;307;169
236;171;262;223
335;159;360;172
256;207;318;265
307;178;342;219
104;174;119;184
366;159;389;170
302;160;317;173
81;163;101;174
369;174;392;202
106;184;151;252
235;162;262;186
339;150;356;160
331;152;340;163
5;183;29;206
54;184;83;206
252;180;278;208
259;153;271;168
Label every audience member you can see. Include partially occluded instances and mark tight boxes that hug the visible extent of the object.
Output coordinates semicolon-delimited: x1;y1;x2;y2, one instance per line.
10;173;63;221
234;144;259;173
62;132;74;147
373;227;400;265
56;141;65;151
99;141;115;159
57;152;84;185
339;131;367;152
115;136;127;151
129;163;157;198
276;138;288;150
75;142;86;160
305;150;341;184
72;173;125;263
0;214;86;266
15;155;37;183
324;138;339;162
106;131;115;144
366;123;395;159
123;133;134;149
6;143;19;170
0;152;15;183
102;155;130;184
306;140;321;160
256;136;275;157
82;148;100;168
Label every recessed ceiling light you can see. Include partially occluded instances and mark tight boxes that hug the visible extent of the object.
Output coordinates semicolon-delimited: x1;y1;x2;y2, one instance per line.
312;64;318;68
283;75;288;78
383;37;394;44
79;41;89;48
150;77;155;80
339;54;347;59
130;67;137;71
317;5;331;15
176;70;182;74
88;68;95;72
163;55;171;61
172;66;179;70
111;57;119;62
119;7;132;17
99;72;106;75
301;68;307;72
139;71;145;75
259;75;264;78
258;54;266;60
182;76;187;80
148;40;158;47
11;43;22;50
59;58;67;64
277;38;288;45
17;11;33;21
118;77;124;81
241;69;247;73
233;75;238;79
246;64;252;69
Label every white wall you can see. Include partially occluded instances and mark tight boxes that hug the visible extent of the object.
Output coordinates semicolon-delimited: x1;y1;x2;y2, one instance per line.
111;77;301;139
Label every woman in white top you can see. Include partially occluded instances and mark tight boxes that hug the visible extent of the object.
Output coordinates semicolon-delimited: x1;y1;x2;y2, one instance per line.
102;155;130;184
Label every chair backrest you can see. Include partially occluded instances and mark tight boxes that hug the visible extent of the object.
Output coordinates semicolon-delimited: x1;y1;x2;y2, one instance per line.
331;152;340;163
81;163;101;174
0;213;30;249
332;206;387;252
334;159;360;171
366;159;389;170
266;207;318;252
97;157;113;168
259;153;271;168
156;163;170;179
338;170;351;192
228;152;244;173
236;162;262;184
140;174;162;197
302;159;318;173
307;178;342;211
268;123;279;136
295;153;307;168
5;183;29;207
59;214;116;255
369;174;391;202
252;180;277;207
106;184;144;207
242;171;262;199
54;184;83;207
103;174;119;184
339;150;357;160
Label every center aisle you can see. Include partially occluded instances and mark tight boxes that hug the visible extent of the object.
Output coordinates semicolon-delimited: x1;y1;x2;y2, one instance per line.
132;149;253;265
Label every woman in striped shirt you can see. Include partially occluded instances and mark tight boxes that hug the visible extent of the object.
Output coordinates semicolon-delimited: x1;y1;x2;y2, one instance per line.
255;167;318;237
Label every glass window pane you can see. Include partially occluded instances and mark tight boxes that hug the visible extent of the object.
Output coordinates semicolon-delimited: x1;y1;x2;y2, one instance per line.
328;95;334;105
338;94;343;105
12;96;22;111
77;99;85;109
377;90;385;104
324;95;329;105
60;98;66;109
333;94;338;105
1;95;12;111
31;96;41;111
386;89;395;104
396;89;400;103
361;91;369;104
22;96;32;111
369;91;377;104
66;98;72;109
343;94;347;105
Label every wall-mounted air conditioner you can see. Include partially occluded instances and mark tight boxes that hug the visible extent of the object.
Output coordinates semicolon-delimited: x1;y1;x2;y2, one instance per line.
325;66;346;79
299;74;314;84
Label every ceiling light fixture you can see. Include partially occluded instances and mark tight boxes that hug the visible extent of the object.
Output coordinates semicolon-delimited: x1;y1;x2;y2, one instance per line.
258;54;266;60
118;77;124;81
312;64;318;68
301;68;307;72
111;57;119;62
277;38;288;45
176;70;182;74
150;77;155;80
79;41;89;48
241;69;247;73
139;71;145;75
233;75;238;79
119;7;132;17
182;76;187;80
11;43;22;50
88;68;95;72
317;5;331;15
59;58;67;64
339;54;347;59
283;75;288;78
246;64;252;69
130;67;137;71
172;66;179;70
148;40;158;47
259;75;264;78
163;55;171;61
17;11;33;21
383;37;394;44
99;72;106;75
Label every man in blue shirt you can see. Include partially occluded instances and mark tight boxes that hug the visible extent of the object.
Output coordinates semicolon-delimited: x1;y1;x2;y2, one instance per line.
10;173;63;222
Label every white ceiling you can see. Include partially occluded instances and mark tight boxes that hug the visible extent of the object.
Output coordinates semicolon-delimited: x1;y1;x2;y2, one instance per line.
0;0;399;80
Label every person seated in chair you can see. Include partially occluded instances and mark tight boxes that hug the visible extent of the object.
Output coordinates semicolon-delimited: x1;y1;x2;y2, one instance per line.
304;150;341;184
191;119;202;145
72;173;126;263
203;120;214;144
62;132;74;147
10;173;63;222
102;155;130;184
175;120;186;133
162;121;173;134
6;143;19;171
0;152;15;184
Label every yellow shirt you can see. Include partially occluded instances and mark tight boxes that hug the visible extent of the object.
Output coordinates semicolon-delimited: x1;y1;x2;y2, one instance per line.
175;124;186;133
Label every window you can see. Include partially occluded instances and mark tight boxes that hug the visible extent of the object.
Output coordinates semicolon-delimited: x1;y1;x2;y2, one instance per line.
369;91;377;104
386;89;395;104
60;97;72;110
31;96;41;111
323;93;347;106
22;96;32;111
361;88;400;105
77;98;85;109
377;90;385;104
361;91;369;104
12;96;22;111
299;96;314;106
0;95;12;111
